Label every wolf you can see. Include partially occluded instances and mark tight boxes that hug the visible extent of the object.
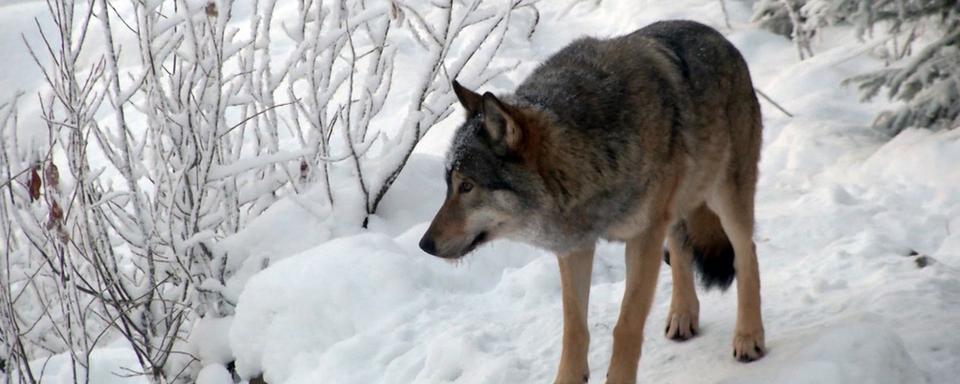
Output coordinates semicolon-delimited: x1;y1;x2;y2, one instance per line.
419;20;765;383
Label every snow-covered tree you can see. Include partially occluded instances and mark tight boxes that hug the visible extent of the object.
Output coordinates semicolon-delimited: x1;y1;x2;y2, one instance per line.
848;14;959;133
754;0;960;133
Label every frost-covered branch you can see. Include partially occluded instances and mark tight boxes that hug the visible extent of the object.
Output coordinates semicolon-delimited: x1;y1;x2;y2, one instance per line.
364;0;535;226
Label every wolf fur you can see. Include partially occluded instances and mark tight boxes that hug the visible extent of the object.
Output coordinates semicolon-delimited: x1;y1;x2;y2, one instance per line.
420;20;765;383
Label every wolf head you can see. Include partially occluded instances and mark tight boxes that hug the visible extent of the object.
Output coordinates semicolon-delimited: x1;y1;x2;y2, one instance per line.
419;81;551;259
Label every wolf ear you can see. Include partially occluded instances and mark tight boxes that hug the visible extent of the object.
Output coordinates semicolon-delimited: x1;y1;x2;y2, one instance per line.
452;80;482;116
481;92;522;156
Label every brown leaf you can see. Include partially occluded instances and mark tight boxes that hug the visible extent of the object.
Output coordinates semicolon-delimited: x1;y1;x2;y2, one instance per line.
300;160;309;182
390;2;402;22
45;162;59;188
205;2;218;17
47;200;63;230
29;165;41;201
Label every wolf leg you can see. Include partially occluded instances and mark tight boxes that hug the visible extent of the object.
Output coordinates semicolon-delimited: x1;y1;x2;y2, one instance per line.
708;188;765;362
664;231;700;341
555;246;595;384
606;222;667;384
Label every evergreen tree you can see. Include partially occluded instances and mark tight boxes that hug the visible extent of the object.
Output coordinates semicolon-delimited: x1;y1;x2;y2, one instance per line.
755;0;959;133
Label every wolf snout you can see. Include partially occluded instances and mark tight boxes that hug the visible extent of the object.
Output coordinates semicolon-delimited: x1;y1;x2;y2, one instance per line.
419;235;438;256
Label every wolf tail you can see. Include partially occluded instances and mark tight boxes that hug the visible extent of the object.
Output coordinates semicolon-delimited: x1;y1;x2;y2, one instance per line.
663;205;736;290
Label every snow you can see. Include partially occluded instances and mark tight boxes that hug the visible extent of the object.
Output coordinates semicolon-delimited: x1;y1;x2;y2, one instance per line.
16;344;149;384
197;364;234;384
717;316;927;384
192;316;236;365
0;0;52;147
0;2;48;103
228;231;544;383
4;0;959;383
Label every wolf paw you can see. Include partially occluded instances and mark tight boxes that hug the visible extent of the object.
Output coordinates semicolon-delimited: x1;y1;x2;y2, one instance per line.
664;310;699;341
553;372;588;384
732;329;765;362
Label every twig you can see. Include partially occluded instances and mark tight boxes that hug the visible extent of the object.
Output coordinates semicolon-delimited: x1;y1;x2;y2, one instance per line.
719;0;732;29
0;166;33;190
219;100;299;138
756;89;794;118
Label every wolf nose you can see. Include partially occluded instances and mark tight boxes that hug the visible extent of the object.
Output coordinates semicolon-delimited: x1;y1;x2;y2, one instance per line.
419;236;437;255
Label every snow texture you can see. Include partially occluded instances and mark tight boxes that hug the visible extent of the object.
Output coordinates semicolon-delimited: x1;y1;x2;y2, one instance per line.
196;364;234;384
18;344;149;384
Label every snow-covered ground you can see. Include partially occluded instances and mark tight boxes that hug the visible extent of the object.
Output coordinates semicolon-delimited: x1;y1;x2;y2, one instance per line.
5;0;959;383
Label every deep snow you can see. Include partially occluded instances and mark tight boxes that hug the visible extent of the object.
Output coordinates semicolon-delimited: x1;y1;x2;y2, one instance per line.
5;0;959;383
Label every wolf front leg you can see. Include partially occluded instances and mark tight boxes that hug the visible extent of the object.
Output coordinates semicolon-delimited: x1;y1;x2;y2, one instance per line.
606;222;667;384
555;246;595;384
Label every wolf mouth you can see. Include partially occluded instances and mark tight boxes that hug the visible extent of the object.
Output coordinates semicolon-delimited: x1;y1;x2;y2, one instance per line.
460;231;488;256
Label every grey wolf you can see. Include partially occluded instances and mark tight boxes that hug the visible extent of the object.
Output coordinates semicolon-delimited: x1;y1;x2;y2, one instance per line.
419;20;765;383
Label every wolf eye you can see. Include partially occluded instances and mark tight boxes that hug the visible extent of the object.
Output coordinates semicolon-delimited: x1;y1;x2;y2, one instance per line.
458;181;474;194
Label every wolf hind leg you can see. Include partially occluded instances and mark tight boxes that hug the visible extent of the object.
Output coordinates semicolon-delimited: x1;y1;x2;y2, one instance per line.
707;185;765;362
664;226;700;341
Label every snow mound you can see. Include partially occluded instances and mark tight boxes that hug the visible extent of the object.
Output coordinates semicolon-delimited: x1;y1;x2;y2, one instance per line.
229;230;544;383
719;318;927;384
196;364;234;384
16;344;147;384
